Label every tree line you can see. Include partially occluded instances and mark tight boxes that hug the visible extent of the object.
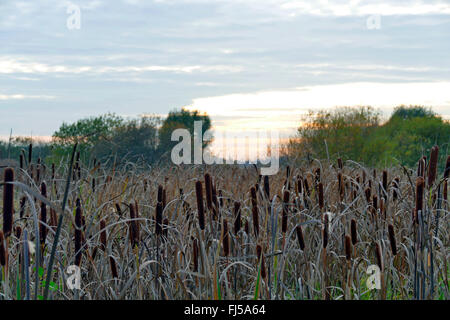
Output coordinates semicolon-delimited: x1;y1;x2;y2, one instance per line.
286;105;449;171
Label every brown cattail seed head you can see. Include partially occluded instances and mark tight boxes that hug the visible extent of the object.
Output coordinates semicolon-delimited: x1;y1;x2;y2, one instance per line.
263;175;270;200
337;158;343;170
375;242;383;271
382;170;388;198
3;168;14;237
115;202;122;217
318;182;324;210
193;238;199;272
428;145;439;186
204;173;213;211
322;213;329;249
303;178;310;196
244;219;249;235
350;219;357;245
365;187;371;203
296;225;305;251
415;176;425;223
157;185;163;203
345;235;352;261
109;256;118;279
129;203;139;247
388;224;397;256
195;180;205;230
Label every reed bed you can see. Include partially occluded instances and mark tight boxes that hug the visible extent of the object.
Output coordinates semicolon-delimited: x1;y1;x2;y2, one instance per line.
0;148;449;300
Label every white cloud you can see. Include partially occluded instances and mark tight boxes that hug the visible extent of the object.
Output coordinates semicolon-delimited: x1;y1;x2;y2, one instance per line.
0;94;55;100
0;57;243;75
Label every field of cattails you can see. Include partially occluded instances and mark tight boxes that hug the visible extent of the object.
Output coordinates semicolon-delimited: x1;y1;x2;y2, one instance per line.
0;144;449;300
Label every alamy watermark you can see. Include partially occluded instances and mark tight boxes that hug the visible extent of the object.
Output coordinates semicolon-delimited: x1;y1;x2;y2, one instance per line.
170;121;280;175
66;2;81;30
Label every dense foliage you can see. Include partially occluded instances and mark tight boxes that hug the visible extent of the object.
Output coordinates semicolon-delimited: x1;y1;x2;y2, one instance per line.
289;105;450;171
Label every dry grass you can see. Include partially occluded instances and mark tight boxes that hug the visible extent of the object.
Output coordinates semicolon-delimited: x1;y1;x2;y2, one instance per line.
0;152;449;300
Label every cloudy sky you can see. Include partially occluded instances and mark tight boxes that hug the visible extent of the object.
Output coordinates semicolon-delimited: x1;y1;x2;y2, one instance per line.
1;0;450;145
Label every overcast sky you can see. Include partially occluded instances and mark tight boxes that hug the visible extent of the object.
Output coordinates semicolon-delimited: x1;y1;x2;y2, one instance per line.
1;0;450;141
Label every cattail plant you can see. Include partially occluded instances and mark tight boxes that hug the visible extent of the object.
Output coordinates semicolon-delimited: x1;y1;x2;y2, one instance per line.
415;177;425;223
155;202;163;236
204;173;213;211
129;203;139;247
375;242;383;271
427;145;439;186
318;182;324;210
364;187;371;203
39;182;47;246
337;157;343;170
322;213;329;249
350;219;357;245
192;238;199;272
74;198;83;266
195;180;205;230
256;245;266;280
344;235;352;261
109;256;118;279
296;225;305;251
3;168;14;238
28;143;32;165
263;175;270;200
388;224;397;256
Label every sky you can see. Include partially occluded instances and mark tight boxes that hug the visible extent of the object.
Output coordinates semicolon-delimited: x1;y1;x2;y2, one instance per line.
1;0;450;151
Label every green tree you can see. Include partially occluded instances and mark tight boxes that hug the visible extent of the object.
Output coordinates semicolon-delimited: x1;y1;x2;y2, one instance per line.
291;106;381;164
157;108;213;159
52;113;123;146
93;115;161;164
376;105;450;170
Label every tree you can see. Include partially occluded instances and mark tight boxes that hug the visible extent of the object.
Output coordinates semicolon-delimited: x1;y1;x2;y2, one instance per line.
93;116;161;164
157;108;213;159
376;105;450;169
53;113;123;146
291;106;381;164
